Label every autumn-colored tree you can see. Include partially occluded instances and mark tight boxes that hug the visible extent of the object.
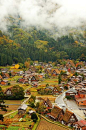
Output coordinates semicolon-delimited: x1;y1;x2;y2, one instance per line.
80;53;85;61
24;61;30;68
58;74;62;84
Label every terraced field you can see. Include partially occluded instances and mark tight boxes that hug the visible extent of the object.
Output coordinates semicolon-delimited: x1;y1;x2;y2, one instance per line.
37;119;69;130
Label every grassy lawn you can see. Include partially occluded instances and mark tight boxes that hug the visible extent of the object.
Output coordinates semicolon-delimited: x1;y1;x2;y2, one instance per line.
0;66;11;69
31;91;38;96
39;78;58;86
0;82;31;91
6;126;20;130
20;84;31;90
30;87;37;92
9;68;22;72
8;76;22;81
0;85;12;90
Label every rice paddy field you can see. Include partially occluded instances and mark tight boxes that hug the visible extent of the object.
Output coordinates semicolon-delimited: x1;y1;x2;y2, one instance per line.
36;119;69;130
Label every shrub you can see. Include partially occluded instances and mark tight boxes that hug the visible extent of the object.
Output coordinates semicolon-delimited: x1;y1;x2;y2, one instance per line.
66;96;71;100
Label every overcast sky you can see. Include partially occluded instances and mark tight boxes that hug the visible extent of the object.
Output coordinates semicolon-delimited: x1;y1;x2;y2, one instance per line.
0;0;86;31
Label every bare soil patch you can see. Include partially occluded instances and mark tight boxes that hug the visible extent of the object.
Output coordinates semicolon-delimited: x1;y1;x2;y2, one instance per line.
0;105;20;115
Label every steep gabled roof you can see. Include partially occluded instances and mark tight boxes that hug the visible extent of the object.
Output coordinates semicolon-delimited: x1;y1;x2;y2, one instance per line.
4;87;12;94
62;109;77;123
31;75;39;81
51;69;60;74
43;98;52;108
50;106;63;119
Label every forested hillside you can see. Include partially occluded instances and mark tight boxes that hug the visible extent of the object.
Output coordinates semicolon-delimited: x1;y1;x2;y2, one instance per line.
0;24;86;66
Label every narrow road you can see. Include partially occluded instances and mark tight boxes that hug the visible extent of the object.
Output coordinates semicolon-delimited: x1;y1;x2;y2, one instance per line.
3;96;30;117
55;92;65;106
55;91;84;121
3;110;18;117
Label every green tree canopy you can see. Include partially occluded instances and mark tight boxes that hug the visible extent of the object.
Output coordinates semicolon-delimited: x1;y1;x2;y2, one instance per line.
11;85;24;99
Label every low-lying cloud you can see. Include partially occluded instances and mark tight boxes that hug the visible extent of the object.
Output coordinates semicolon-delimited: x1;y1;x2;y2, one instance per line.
0;0;86;32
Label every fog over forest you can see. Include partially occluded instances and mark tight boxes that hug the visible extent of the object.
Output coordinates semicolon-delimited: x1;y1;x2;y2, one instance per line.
0;0;86;32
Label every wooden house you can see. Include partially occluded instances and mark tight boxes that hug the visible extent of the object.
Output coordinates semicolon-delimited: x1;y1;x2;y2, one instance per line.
3;73;9;78
76;98;86;106
66;88;77;99
74;120;86;130
4;87;12;96
51;69;60;76
48;106;64;121
18;104;27;115
11;72;17;77
18;78;25;83
29;66;37;73
31;75;39;82
43;98;52;108
45;68;51;74
45;86;61;95
0;80;8;85
75;90;86;106
25;70;32;75
62;109;78;126
53;87;60;95
25;89;31;95
77;90;86;98
28;110;36;115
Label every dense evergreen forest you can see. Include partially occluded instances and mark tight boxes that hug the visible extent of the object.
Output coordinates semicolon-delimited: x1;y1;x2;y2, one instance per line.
0;24;86;66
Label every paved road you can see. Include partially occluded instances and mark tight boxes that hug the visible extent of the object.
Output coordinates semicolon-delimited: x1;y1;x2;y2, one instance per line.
64;98;85;120
55;92;65;106
55;91;84;121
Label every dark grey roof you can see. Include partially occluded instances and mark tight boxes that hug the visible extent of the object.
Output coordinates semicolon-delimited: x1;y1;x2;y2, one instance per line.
18;104;27;110
66;88;77;93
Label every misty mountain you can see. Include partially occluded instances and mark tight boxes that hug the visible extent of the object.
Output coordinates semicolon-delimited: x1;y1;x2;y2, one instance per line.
0;22;86;66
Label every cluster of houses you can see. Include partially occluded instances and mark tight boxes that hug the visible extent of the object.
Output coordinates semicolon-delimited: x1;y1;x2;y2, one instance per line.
0;68;23;85
1;61;86;129
36;97;86;129
65;84;86;106
18;96;86;130
37;85;62;95
48;105;86;130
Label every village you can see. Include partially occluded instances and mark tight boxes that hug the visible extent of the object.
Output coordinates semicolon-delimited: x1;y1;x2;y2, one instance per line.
0;59;86;130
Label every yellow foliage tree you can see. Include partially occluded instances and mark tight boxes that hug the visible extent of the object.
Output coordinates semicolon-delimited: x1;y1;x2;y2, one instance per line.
15;64;19;69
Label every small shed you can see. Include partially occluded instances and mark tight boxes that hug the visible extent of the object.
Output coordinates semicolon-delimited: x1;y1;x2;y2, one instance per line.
28;110;36;115
18;104;27;115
